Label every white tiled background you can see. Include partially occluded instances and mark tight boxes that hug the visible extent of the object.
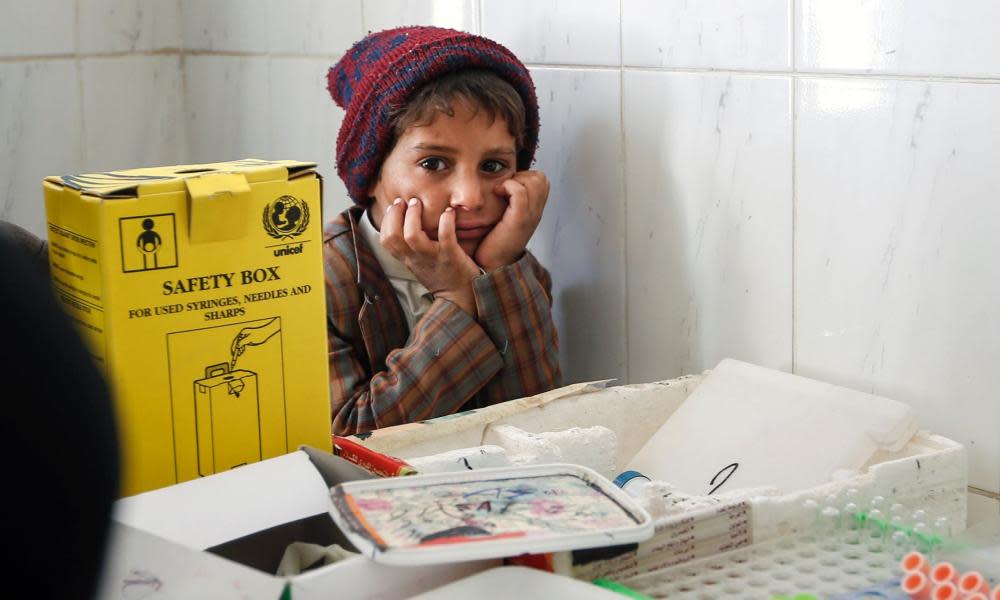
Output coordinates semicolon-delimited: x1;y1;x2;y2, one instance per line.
2;1;997;522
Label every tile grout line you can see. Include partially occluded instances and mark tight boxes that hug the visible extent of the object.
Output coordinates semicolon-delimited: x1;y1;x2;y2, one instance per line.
619;0;630;384
526;63;1000;85
75;0;88;169
178;0;188;162
790;0;796;374
10;50;1000;86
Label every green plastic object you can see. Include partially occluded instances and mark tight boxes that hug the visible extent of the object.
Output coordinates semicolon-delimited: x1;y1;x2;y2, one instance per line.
592;578;654;599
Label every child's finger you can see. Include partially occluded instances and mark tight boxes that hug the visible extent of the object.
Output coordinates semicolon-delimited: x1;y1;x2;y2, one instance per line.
497;178;530;221
437;207;460;253
402;197;433;253
513;171;549;215
379;198;406;255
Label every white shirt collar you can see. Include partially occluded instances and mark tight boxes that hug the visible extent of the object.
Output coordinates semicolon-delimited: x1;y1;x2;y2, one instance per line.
357;209;420;282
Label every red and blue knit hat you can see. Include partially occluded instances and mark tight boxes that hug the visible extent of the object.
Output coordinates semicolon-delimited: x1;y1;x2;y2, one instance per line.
327;26;539;205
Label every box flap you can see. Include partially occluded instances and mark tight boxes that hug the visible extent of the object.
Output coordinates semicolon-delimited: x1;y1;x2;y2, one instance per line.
185;172;252;243
328;463;654;565
113;450;332;549
45;158;317;198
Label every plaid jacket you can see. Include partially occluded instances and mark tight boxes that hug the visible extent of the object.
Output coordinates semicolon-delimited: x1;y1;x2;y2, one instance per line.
323;206;562;435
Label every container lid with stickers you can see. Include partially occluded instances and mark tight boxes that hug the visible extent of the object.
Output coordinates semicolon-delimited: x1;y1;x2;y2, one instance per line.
327;463;655;565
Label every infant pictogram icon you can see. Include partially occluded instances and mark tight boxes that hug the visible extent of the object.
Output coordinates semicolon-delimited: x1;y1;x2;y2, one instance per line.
136;218;162;269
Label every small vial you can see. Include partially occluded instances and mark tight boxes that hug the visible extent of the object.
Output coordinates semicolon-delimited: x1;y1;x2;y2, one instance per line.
930;562;958;585
933;581;960;600
890;530;912;560
867;508;885;530
900;571;930;599
843;501;862;544
933;516;949;533
926;515;950;560
866;508;885;553
844;487;865;513
901;551;930;575
869;495;887;533
958;571;990;595
889;503;907;531
801;499;820;542
820;506;841;550
911;521;932;553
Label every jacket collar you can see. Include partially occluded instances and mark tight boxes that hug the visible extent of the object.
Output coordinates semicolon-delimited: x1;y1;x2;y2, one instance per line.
344;206;409;369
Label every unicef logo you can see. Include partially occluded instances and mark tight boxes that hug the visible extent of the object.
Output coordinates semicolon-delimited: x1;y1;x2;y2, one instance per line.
263;195;309;239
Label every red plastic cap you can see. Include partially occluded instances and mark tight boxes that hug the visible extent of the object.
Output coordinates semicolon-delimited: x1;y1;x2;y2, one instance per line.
932;581;959;600
931;562;958;584
902;571;930;595
960;571;989;594
902;551;930;574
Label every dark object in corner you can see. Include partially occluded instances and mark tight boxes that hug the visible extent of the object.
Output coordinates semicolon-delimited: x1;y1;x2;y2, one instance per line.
0;230;120;599
0;220;49;274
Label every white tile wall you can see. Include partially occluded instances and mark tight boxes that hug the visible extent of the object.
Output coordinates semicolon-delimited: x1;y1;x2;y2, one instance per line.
183;56;272;164
268;58;351;218
797;0;1000;77
79;0;180;54
267;0;362;56
795;77;1000;493
623;0;790;70
529;67;625;385
363;0;478;34
182;0;270;53
483;0;619;66
1;0;998;502
81;56;184;172
625;71;793;383
0;1;76;57
0;60;83;238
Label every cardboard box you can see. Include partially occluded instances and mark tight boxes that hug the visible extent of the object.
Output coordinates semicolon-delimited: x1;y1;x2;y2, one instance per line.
43;159;331;495
99;447;496;600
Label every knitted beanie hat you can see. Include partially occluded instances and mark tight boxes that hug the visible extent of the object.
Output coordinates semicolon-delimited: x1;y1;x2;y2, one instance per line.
327;26;539;205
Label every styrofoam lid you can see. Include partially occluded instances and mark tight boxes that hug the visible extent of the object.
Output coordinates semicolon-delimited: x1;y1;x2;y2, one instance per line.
327;463;654;565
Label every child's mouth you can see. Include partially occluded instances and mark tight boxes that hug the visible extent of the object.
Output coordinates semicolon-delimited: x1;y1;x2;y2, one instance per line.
454;224;494;240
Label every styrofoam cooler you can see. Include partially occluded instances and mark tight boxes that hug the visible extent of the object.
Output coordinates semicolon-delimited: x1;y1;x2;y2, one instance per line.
353;373;967;582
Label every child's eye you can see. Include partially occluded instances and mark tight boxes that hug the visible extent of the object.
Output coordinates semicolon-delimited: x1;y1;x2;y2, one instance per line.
419;157;447;172
481;160;509;174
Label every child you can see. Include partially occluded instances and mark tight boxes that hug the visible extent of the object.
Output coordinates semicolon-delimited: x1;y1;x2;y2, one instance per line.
324;26;562;435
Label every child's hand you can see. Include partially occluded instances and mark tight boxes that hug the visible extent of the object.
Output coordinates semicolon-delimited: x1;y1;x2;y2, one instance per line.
474;170;550;272
380;197;481;315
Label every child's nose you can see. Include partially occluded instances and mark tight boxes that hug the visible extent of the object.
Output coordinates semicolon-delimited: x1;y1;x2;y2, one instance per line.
449;173;486;211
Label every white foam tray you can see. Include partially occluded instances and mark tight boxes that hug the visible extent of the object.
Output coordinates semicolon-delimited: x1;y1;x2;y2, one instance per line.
359;374;967;582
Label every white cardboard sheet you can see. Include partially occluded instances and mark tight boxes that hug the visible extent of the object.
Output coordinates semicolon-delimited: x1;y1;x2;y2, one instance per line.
628;359;917;495
113;450;331;549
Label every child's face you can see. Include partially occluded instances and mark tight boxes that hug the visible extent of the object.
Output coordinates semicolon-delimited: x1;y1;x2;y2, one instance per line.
369;99;517;256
